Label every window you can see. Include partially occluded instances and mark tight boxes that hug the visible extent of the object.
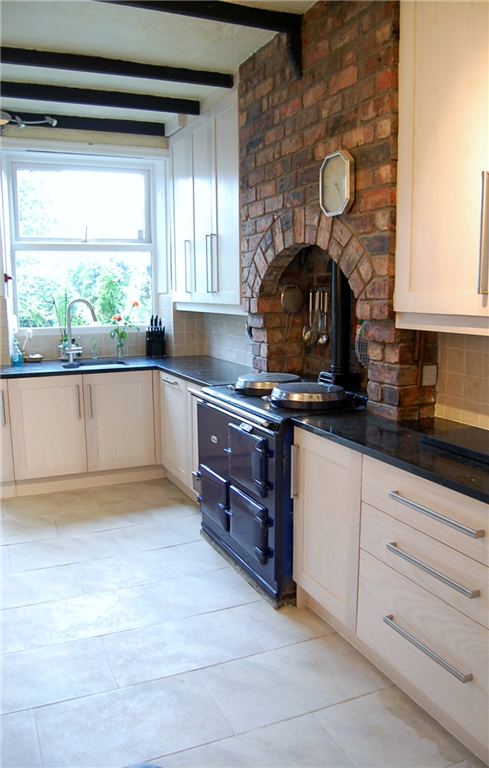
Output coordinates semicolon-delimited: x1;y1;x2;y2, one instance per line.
2;150;166;330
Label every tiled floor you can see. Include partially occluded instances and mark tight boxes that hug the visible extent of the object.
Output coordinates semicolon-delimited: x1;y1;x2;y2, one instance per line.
1;479;486;768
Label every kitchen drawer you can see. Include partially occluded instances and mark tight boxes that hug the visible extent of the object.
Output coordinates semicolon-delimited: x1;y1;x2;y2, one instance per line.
357;550;488;754
361;503;489;628
362;456;488;566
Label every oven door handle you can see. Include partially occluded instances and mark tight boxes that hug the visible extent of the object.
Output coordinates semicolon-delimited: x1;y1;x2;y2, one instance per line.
192;391;275;431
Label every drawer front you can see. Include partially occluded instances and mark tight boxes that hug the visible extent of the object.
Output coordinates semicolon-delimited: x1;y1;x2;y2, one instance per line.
362;457;488;566
361;503;489;628
357;550;488;750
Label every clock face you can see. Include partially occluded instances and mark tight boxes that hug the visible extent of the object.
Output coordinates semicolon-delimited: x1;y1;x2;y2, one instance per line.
319;150;355;217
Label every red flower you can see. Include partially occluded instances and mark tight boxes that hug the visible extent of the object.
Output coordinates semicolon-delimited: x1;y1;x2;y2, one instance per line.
112;314;122;322
132;301;140;308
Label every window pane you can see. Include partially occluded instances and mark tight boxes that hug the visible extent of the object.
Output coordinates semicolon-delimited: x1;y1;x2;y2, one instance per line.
16;251;151;329
16;168;147;240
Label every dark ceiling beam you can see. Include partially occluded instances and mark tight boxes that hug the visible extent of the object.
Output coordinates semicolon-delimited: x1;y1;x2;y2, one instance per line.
1;110;165;137
0;81;200;115
0;46;233;89
98;0;303;78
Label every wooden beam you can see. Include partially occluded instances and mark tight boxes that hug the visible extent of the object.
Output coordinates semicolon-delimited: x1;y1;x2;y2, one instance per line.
0;81;200;115
1;110;165;136
1;46;233;89
97;0;303;78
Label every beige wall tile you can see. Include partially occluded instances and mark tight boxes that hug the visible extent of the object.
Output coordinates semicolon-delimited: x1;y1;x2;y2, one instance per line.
436;332;488;430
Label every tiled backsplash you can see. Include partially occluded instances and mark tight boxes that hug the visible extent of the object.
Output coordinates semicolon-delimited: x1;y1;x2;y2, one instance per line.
14;326;146;361
203;313;253;366
436;333;489;430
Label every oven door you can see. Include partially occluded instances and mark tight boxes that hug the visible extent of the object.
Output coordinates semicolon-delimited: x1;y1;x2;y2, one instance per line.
199;464;230;532
228;423;270;498
229;485;270;566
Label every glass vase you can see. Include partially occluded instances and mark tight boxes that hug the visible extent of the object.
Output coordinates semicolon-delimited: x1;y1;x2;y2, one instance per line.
115;338;125;358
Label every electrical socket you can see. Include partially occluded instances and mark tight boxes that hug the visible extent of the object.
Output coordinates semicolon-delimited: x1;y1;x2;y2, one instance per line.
422;364;437;387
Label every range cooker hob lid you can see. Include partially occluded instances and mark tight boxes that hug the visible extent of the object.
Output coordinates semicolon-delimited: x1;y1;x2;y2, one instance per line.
235;372;301;395
270;382;347;410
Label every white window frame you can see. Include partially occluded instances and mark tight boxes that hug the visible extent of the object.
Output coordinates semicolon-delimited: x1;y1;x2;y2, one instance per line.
1;141;169;332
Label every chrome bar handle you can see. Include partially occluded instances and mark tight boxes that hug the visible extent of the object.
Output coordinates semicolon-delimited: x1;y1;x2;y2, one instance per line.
75;385;82;420
210;233;217;292
206;234;211;293
386;542;480;599
291;444;299;498
388;491;485;539
1;390;6;427
478;170;489;295
184;239;191;294
161;376;179;387
383;615;473;683
87;384;93;419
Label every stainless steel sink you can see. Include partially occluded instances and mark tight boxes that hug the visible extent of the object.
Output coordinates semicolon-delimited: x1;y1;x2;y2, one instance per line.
62;359;129;369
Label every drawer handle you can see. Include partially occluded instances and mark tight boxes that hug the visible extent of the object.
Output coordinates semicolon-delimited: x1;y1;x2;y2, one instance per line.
383;615;473;684
388;491;485;539
75;385;82;420
162;377;179;387
0;390;6;427
386;542;480;599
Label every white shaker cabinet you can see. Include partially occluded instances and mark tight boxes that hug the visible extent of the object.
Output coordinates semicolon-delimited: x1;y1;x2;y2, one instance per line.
169;89;240;308
1;378;15;488
159;372;202;495
8;375;87;480
84;371;155;472
291;428;362;631
395;1;489;335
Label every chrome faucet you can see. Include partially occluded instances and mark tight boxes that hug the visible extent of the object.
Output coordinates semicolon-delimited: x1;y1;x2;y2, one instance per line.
65;298;97;365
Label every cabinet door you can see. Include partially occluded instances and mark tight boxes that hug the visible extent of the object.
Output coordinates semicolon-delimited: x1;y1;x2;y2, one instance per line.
160;372;188;484
85;371;155;472
8;375;87;480
1;379;14;486
292;429;362;631
395;1;489;334
170;130;192;300
187;381;202;491
211;90;241;305
190;114;214;300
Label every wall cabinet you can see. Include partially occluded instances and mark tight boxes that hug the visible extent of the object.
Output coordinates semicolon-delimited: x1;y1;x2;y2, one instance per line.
292;429;362;631
159;372;202;495
169;90;240;308
395;1;489;335
8;371;155;481
1;378;15;487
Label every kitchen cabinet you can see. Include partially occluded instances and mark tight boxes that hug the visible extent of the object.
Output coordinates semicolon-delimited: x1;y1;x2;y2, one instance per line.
395;1;489;335
159;371;202;495
1;378;15;489
8;375;87;480
292;428;362;631
8;370;156;481
84;371;155;472
169;89;240;308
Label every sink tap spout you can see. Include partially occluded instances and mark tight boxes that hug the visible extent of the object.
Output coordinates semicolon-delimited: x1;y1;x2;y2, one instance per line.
66;298;97;365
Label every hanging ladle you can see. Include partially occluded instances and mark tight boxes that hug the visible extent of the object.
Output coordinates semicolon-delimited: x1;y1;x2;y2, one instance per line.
317;290;329;345
303;289;319;346
281;283;304;341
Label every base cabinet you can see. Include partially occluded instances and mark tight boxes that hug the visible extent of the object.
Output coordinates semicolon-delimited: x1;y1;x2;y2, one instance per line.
1;378;15;486
292;429;362;631
160;372;202;495
8;371;156;482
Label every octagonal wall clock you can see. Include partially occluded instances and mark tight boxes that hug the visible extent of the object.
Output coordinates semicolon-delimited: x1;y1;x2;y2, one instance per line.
319;149;355;217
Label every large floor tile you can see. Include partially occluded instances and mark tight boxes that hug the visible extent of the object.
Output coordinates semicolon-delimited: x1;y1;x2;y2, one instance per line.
145;498;200;522
314;686;472;768
111;517;200;553
231;601;334;650
74;546;199;594
155;713;355;768
34;674;233;768
1;710;43;768
178;539;229;573
1;513;59;545
8;529;123;572
21;585;163;648
194;634;391;734
51;503;155;536
44;488;100;513
100;608;264;686
147;566;261;622
1;544;12;574
1;563;80;608
1;637;117;713
2;493;64;518
1;608;25;654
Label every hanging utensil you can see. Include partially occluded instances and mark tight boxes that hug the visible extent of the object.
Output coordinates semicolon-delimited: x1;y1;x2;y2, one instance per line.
302;290;315;345
317;290;329;345
354;320;371;368
280;283;304;341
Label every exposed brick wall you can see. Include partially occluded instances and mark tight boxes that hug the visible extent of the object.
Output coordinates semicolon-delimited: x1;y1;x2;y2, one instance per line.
239;0;437;422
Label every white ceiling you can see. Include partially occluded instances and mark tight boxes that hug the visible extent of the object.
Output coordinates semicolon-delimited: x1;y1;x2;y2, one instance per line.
0;0;315;132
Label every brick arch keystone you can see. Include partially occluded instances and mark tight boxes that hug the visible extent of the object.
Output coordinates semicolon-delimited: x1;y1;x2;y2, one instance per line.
242;205;376;305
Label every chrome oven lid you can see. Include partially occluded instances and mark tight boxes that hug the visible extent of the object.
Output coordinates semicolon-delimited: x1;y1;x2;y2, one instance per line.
235;372;301;396
270;382;347;410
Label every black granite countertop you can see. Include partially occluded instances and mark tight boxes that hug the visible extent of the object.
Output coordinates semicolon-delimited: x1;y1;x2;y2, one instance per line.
294;411;489;504
0;355;252;387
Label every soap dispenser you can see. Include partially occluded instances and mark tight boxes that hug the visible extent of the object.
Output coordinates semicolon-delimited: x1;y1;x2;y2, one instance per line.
11;338;22;366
